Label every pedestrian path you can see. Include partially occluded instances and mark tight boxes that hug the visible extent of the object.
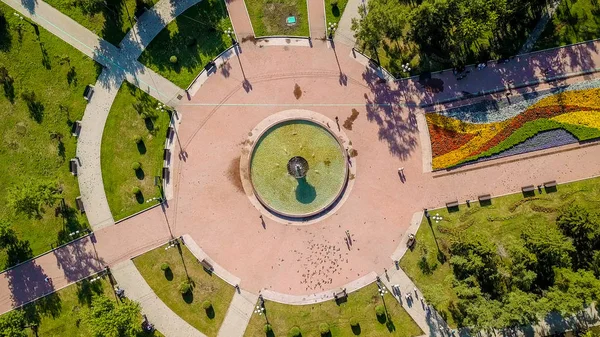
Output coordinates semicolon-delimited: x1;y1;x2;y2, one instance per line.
225;0;255;39
379;268;448;337
217;289;258;337
308;0;326;40
333;0;365;47
111;260;206;337
77;69;123;230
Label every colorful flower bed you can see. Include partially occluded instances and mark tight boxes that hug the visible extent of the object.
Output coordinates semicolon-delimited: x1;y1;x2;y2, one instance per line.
427;88;600;170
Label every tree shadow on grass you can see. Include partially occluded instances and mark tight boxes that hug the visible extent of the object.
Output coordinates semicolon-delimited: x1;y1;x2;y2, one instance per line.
0;12;11;51
56;205;88;246
351;324;361;335
135;191;145;204
182;291;194;304
135;168;145;180
205;306;215;319
21;90;45;123
144;118;154;132
164;268;173;281
76;278;104;306
1;227;34;268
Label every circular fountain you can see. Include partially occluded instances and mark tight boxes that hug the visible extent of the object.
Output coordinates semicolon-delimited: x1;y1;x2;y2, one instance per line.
247;116;349;220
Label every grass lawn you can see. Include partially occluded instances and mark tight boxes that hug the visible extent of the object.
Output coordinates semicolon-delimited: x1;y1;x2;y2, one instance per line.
325;0;348;28
245;0;309;37
133;244;236;337
44;0;158;46
138;0;233;88
0;4;98;269
399;176;600;328
534;0;600;50
101;82;170;221
0;275;163;336
243;283;423;337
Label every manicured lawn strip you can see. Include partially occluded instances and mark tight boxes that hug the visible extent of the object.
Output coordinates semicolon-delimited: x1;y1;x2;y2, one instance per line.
399;176;600;328
133;244;235;337
138;0;233;88
534;0;600;50
244;0;309;37
100;82;170;221
0;4;98;269
324;0;348;27
243;283;423;337
44;0;158;46
0;275;162;337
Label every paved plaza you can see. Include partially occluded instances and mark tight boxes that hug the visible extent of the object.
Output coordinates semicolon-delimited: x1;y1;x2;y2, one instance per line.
1;0;600;335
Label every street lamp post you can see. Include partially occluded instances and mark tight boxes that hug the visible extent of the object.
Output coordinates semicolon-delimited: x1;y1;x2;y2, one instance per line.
225;27;236;45
327;22;337;40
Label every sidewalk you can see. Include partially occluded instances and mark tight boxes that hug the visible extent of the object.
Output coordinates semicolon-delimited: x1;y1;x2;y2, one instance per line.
379;268;447;337
308;0;326;40
111;260;206;337
333;0;364;47
225;0;255;39
217;290;258;337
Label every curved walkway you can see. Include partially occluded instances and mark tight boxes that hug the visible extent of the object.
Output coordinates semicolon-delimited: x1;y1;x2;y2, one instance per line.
112;260;206;337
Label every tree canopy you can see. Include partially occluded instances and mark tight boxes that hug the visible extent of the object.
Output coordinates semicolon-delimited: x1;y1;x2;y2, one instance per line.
86;295;142;337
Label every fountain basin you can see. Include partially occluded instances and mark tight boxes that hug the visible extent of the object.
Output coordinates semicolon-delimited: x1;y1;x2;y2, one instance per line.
249;119;348;218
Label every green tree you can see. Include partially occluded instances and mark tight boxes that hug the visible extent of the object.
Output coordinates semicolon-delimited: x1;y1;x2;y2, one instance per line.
351;3;384;60
0;310;26;337
449;233;502;296
557;205;600;267
86;295;142;337
7;180;59;218
545;268;600;316
508;245;538;291
521;223;573;288
498;290;542;327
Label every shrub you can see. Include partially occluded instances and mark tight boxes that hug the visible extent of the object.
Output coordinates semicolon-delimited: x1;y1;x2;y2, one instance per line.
375;305;385;317
178;281;192;294
160;263;170;271
134;135;142;143
289;326;301;337
131;162;141;171
263;323;273;333
350;317;359;327
132;187;141;195
331;0;338;8
202;300;212;310
169;55;178;64
319;322;330;335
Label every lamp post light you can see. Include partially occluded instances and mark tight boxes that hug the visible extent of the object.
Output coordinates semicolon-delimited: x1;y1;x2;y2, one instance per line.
402;63;411;76
327;22;337;39
225;27;236;45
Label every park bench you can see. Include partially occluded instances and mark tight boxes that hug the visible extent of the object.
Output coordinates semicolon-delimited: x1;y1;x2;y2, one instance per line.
162;166;169;181
544;180;558;193
70;159;78;176
167;126;174;139
71;121;82;136
333;288;347;302
163;148;170;161
199;259;214;272
478;194;491;202
522;185;536;197
406;233;416;249
204;61;216;72
75;196;85;213
83;84;94;102
446;200;459;208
